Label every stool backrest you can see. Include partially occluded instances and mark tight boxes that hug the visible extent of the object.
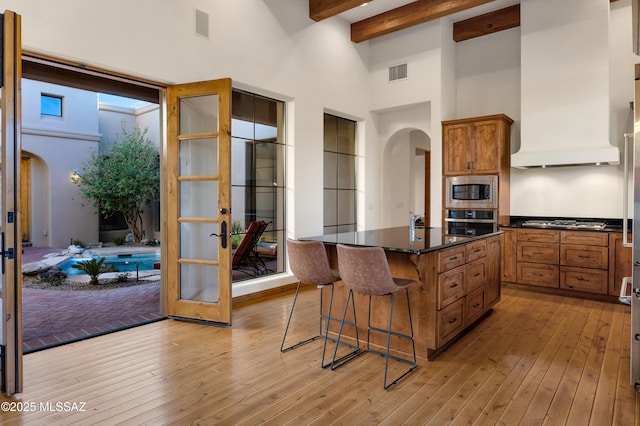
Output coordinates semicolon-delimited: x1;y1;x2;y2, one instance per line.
287;239;340;285
336;244;398;296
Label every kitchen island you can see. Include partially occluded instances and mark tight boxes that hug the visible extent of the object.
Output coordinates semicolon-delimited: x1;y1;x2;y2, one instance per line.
304;227;502;359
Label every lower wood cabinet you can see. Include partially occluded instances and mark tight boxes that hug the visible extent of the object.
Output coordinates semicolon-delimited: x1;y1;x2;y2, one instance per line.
435;235;501;348
501;227;631;300
517;262;559;288
438;298;465;343
560;266;608;294
465;287;485;326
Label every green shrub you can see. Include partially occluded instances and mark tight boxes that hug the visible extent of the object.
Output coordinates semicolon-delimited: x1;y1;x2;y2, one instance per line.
114;272;130;283
113;236;126;246
231;221;244;249
70;239;85;248
41;274;65;287
71;257;117;285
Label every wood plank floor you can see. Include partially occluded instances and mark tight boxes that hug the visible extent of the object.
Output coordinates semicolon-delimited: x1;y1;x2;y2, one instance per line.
1;286;639;425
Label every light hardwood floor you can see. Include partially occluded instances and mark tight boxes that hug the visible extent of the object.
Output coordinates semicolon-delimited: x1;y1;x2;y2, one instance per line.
1;286;639;425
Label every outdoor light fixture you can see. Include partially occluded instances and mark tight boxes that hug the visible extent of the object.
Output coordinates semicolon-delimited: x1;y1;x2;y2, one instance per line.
70;169;80;183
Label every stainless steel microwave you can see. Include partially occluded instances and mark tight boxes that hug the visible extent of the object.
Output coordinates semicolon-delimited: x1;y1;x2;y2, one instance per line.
445;175;498;209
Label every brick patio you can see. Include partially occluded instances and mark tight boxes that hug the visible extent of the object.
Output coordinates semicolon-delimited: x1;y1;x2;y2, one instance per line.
21;247;163;352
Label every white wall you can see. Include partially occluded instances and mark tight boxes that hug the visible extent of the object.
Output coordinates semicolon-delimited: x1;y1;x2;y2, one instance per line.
455;0;636;219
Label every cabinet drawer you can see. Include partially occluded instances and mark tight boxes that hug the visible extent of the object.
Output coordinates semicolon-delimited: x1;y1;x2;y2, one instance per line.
466;240;487;262
560;245;608;269
438;246;466;272
560;231;608;246
465;258;486;293
517;229;559;243
517;262;559;288
438;298;465;345
465;287;485;326
438;266;465;309
517;242;559;264
560;266;608;294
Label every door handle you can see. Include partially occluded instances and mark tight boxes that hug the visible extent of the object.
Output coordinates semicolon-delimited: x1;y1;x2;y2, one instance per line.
209;221;228;248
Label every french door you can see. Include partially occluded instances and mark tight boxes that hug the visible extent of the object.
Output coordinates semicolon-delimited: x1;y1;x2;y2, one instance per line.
166;79;233;325
1;10;23;395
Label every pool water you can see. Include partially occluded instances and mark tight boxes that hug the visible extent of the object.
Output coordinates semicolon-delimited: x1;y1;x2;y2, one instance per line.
57;253;160;276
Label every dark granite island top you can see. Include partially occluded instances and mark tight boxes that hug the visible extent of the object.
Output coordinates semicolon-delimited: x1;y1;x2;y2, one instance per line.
302;226;503;255
301;227;502;359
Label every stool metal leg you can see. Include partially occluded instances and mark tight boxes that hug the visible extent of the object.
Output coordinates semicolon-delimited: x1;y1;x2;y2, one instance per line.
330;288;363;370
280;281;321;352
381;288;417;389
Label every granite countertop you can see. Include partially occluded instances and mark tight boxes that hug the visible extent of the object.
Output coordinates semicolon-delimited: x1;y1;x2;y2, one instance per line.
302;226;501;254
501;216;626;232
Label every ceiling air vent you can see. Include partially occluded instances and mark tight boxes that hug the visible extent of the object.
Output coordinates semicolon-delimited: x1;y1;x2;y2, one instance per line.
388;63;408;82
194;8;209;39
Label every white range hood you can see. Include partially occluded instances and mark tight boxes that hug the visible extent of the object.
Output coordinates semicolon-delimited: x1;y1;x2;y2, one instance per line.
511;146;620;169
512;0;620;169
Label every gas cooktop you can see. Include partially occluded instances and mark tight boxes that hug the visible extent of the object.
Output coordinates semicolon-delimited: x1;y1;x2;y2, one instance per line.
520;219;607;230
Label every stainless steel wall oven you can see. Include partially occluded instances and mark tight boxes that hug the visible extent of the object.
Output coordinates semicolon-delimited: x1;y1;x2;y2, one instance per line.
444;209;497;240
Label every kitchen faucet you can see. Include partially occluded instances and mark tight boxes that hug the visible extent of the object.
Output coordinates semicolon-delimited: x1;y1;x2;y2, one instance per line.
409;211;424;242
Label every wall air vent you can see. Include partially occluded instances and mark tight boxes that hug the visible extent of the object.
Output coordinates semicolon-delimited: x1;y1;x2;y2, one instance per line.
388;63;408;82
194;8;209;39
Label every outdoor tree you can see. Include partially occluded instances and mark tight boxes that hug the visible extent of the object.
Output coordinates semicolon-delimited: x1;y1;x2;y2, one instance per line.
75;124;160;243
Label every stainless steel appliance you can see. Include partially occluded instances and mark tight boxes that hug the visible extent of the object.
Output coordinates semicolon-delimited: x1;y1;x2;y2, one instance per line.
623;71;640;391
521;219;607;230
444;209;497;240
445;175;498;209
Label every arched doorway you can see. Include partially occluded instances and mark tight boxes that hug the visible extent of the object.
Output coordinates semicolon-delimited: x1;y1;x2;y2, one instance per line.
382;128;431;228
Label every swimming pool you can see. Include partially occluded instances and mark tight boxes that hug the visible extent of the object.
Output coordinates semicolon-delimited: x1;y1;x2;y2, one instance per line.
57;252;160;276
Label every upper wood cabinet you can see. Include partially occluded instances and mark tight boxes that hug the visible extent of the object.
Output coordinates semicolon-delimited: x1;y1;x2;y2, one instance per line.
442;114;514;176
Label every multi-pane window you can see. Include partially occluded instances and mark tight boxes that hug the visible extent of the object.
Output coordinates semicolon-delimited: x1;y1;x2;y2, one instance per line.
231;90;286;281
41;94;63;117
323;113;356;235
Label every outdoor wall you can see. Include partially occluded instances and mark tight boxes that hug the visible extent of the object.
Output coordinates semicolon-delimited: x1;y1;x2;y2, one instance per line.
21;80;101;248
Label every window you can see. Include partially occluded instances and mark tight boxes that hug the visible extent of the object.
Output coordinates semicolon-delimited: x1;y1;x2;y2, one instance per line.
323;113;357;235
231;90;286;281
41;94;63;117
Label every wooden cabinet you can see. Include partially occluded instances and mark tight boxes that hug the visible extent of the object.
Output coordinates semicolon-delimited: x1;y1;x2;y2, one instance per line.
515;229;559;288
435;236;499;348
485;235;502;308
503;228;630;299
442;114;513;176
501;228;517;282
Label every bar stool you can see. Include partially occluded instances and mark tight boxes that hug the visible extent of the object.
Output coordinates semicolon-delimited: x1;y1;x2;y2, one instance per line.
282;239;360;368
335;243;418;389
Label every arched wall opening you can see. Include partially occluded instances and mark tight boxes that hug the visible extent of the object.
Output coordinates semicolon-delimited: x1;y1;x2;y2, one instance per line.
382;128;431;228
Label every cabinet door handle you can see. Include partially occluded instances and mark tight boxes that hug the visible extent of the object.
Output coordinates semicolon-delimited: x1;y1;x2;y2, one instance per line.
449;318;458;324
473;273;481;277
449;283;458;288
472;303;480;308
533;273;543;277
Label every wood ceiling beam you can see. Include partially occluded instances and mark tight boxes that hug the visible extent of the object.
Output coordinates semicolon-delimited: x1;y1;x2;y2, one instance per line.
453;4;520;42
351;0;496;43
310;0;370;22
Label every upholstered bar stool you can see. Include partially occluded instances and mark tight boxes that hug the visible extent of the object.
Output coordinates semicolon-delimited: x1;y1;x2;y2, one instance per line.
282;239;360;368
335;243;418;389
